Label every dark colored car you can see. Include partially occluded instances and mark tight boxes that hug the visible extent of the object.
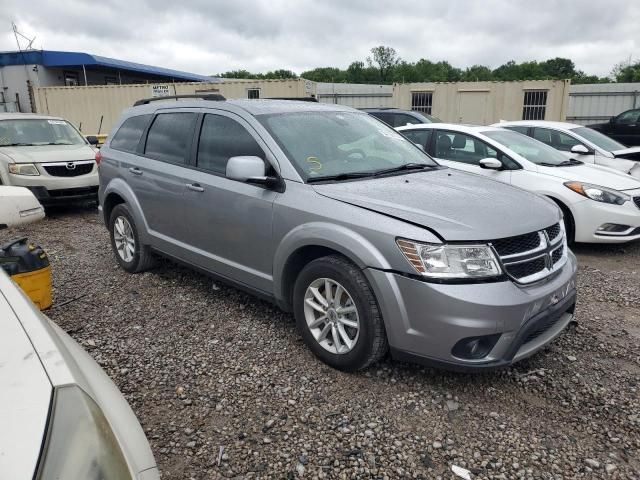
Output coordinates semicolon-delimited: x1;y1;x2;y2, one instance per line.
588;108;640;147
362;108;441;128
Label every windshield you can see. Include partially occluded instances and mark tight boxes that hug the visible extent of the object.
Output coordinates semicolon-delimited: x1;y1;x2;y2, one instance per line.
572;126;626;151
258;111;439;181
482;129;569;166
0;119;87;146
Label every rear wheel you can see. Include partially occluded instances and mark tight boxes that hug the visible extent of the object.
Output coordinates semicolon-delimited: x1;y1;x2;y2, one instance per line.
293;255;388;371
109;204;155;273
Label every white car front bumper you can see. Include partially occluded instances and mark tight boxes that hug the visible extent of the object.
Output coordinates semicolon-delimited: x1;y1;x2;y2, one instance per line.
572;190;640;243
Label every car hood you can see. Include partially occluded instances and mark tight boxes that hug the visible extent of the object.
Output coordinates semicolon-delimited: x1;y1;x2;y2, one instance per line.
0;144;96;163
536;163;640;191
611;146;640;161
312;168;560;241
0;288;52;479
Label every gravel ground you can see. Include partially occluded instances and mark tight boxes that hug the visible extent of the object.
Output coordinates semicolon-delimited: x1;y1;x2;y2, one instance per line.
4;207;640;480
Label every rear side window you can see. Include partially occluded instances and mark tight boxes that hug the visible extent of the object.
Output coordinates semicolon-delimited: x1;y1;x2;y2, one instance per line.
110;114;151;153
196;114;264;175
144;113;197;164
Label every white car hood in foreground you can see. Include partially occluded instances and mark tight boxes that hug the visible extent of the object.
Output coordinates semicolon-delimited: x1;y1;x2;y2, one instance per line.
0;286;52;479
0;186;45;227
0;144;96;164
536;163;640;191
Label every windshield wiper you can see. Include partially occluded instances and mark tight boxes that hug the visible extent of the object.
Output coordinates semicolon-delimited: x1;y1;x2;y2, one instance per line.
372;163;436;176
39;141;74;145
0;142;36;147
307;172;376;183
558;159;583;166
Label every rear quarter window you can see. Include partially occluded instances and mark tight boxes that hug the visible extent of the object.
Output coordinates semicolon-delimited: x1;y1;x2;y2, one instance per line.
110;114;151;153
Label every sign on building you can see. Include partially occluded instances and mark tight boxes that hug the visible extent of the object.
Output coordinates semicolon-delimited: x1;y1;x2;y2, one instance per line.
151;84;171;97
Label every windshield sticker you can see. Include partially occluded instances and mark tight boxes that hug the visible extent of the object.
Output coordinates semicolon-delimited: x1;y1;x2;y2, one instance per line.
306;156;323;172
47;120;67;125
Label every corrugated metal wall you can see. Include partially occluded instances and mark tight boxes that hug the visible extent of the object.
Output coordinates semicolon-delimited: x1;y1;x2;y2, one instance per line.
393;80;569;124
316;83;393;108
33;79;316;134
567;83;640;125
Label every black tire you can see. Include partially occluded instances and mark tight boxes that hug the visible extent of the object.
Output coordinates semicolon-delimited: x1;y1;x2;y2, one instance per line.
108;204;155;273
558;202;576;246
293;255;388;371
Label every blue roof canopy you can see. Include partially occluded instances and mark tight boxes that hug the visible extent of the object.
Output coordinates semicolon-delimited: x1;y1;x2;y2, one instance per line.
0;50;214;82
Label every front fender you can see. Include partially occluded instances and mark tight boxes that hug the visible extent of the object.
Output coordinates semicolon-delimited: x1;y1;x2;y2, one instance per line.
102;179;151;244
272;221;392;302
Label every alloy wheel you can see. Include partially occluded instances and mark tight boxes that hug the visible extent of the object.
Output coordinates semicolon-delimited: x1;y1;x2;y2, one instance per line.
113;216;135;263
303;278;360;354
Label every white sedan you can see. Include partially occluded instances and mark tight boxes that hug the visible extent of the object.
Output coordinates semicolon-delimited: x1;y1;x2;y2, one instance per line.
0;185;44;228
492;120;640;179
397;123;640;244
0;269;159;479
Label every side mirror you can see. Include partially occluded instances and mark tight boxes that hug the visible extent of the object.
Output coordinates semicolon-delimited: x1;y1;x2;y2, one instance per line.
570;144;591;155
86;135;99;146
479;158;503;170
226;156;283;191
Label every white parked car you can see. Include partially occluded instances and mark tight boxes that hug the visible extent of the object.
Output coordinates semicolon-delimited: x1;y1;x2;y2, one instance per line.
0;269;159;479
397;123;640;244
0;185;45;228
493;120;640;179
0;113;99;205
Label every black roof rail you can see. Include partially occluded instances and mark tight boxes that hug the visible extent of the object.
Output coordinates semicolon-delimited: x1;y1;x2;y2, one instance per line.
265;97;319;102
133;94;226;106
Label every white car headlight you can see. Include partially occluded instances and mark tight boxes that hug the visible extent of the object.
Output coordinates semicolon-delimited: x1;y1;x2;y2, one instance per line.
36;385;133;480
8;163;40;176
564;181;629;205
397;239;502;279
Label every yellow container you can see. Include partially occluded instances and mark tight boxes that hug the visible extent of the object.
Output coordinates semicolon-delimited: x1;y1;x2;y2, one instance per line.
11;265;53;310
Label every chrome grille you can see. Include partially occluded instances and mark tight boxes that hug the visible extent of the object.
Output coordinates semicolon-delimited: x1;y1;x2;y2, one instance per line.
491;223;567;284
492;232;541;257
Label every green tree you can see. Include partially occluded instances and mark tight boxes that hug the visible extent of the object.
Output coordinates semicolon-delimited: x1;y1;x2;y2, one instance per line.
612;60;640;82
367;46;400;82
461;65;493;82
300;67;346;83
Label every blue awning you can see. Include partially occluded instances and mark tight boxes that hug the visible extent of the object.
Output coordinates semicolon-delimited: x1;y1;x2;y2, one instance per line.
0;50;215;82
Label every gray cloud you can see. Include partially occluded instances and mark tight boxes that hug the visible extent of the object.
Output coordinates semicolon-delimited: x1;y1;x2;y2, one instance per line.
1;0;637;77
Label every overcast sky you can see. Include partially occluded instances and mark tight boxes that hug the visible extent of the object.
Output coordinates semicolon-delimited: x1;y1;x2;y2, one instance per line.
1;0;637;77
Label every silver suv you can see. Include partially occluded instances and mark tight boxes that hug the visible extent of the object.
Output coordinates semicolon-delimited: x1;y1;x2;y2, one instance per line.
98;96;577;372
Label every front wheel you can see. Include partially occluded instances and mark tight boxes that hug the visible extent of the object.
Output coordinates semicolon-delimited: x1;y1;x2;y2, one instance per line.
293;255;388;371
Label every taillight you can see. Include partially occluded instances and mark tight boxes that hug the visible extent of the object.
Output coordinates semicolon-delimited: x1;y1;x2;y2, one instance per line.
95;150;102;165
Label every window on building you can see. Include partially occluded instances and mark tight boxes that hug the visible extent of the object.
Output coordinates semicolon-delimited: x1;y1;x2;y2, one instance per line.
144;113;197;164
197;114;265;175
522;90;548;120
63;71;80;87
247;88;260;99
110;114;152;153
411;92;433;115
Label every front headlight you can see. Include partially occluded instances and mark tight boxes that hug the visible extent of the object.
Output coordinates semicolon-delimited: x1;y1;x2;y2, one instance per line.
36;385;133;480
564;181;629;205
397;239;502;279
8;163;40;176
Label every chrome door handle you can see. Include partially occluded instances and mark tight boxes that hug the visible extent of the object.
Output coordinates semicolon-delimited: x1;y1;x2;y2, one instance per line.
129;167;143;175
186;183;205;192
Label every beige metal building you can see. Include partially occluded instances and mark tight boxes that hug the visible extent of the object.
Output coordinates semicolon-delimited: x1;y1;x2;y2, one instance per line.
33;78;316;134
393;80;570;124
